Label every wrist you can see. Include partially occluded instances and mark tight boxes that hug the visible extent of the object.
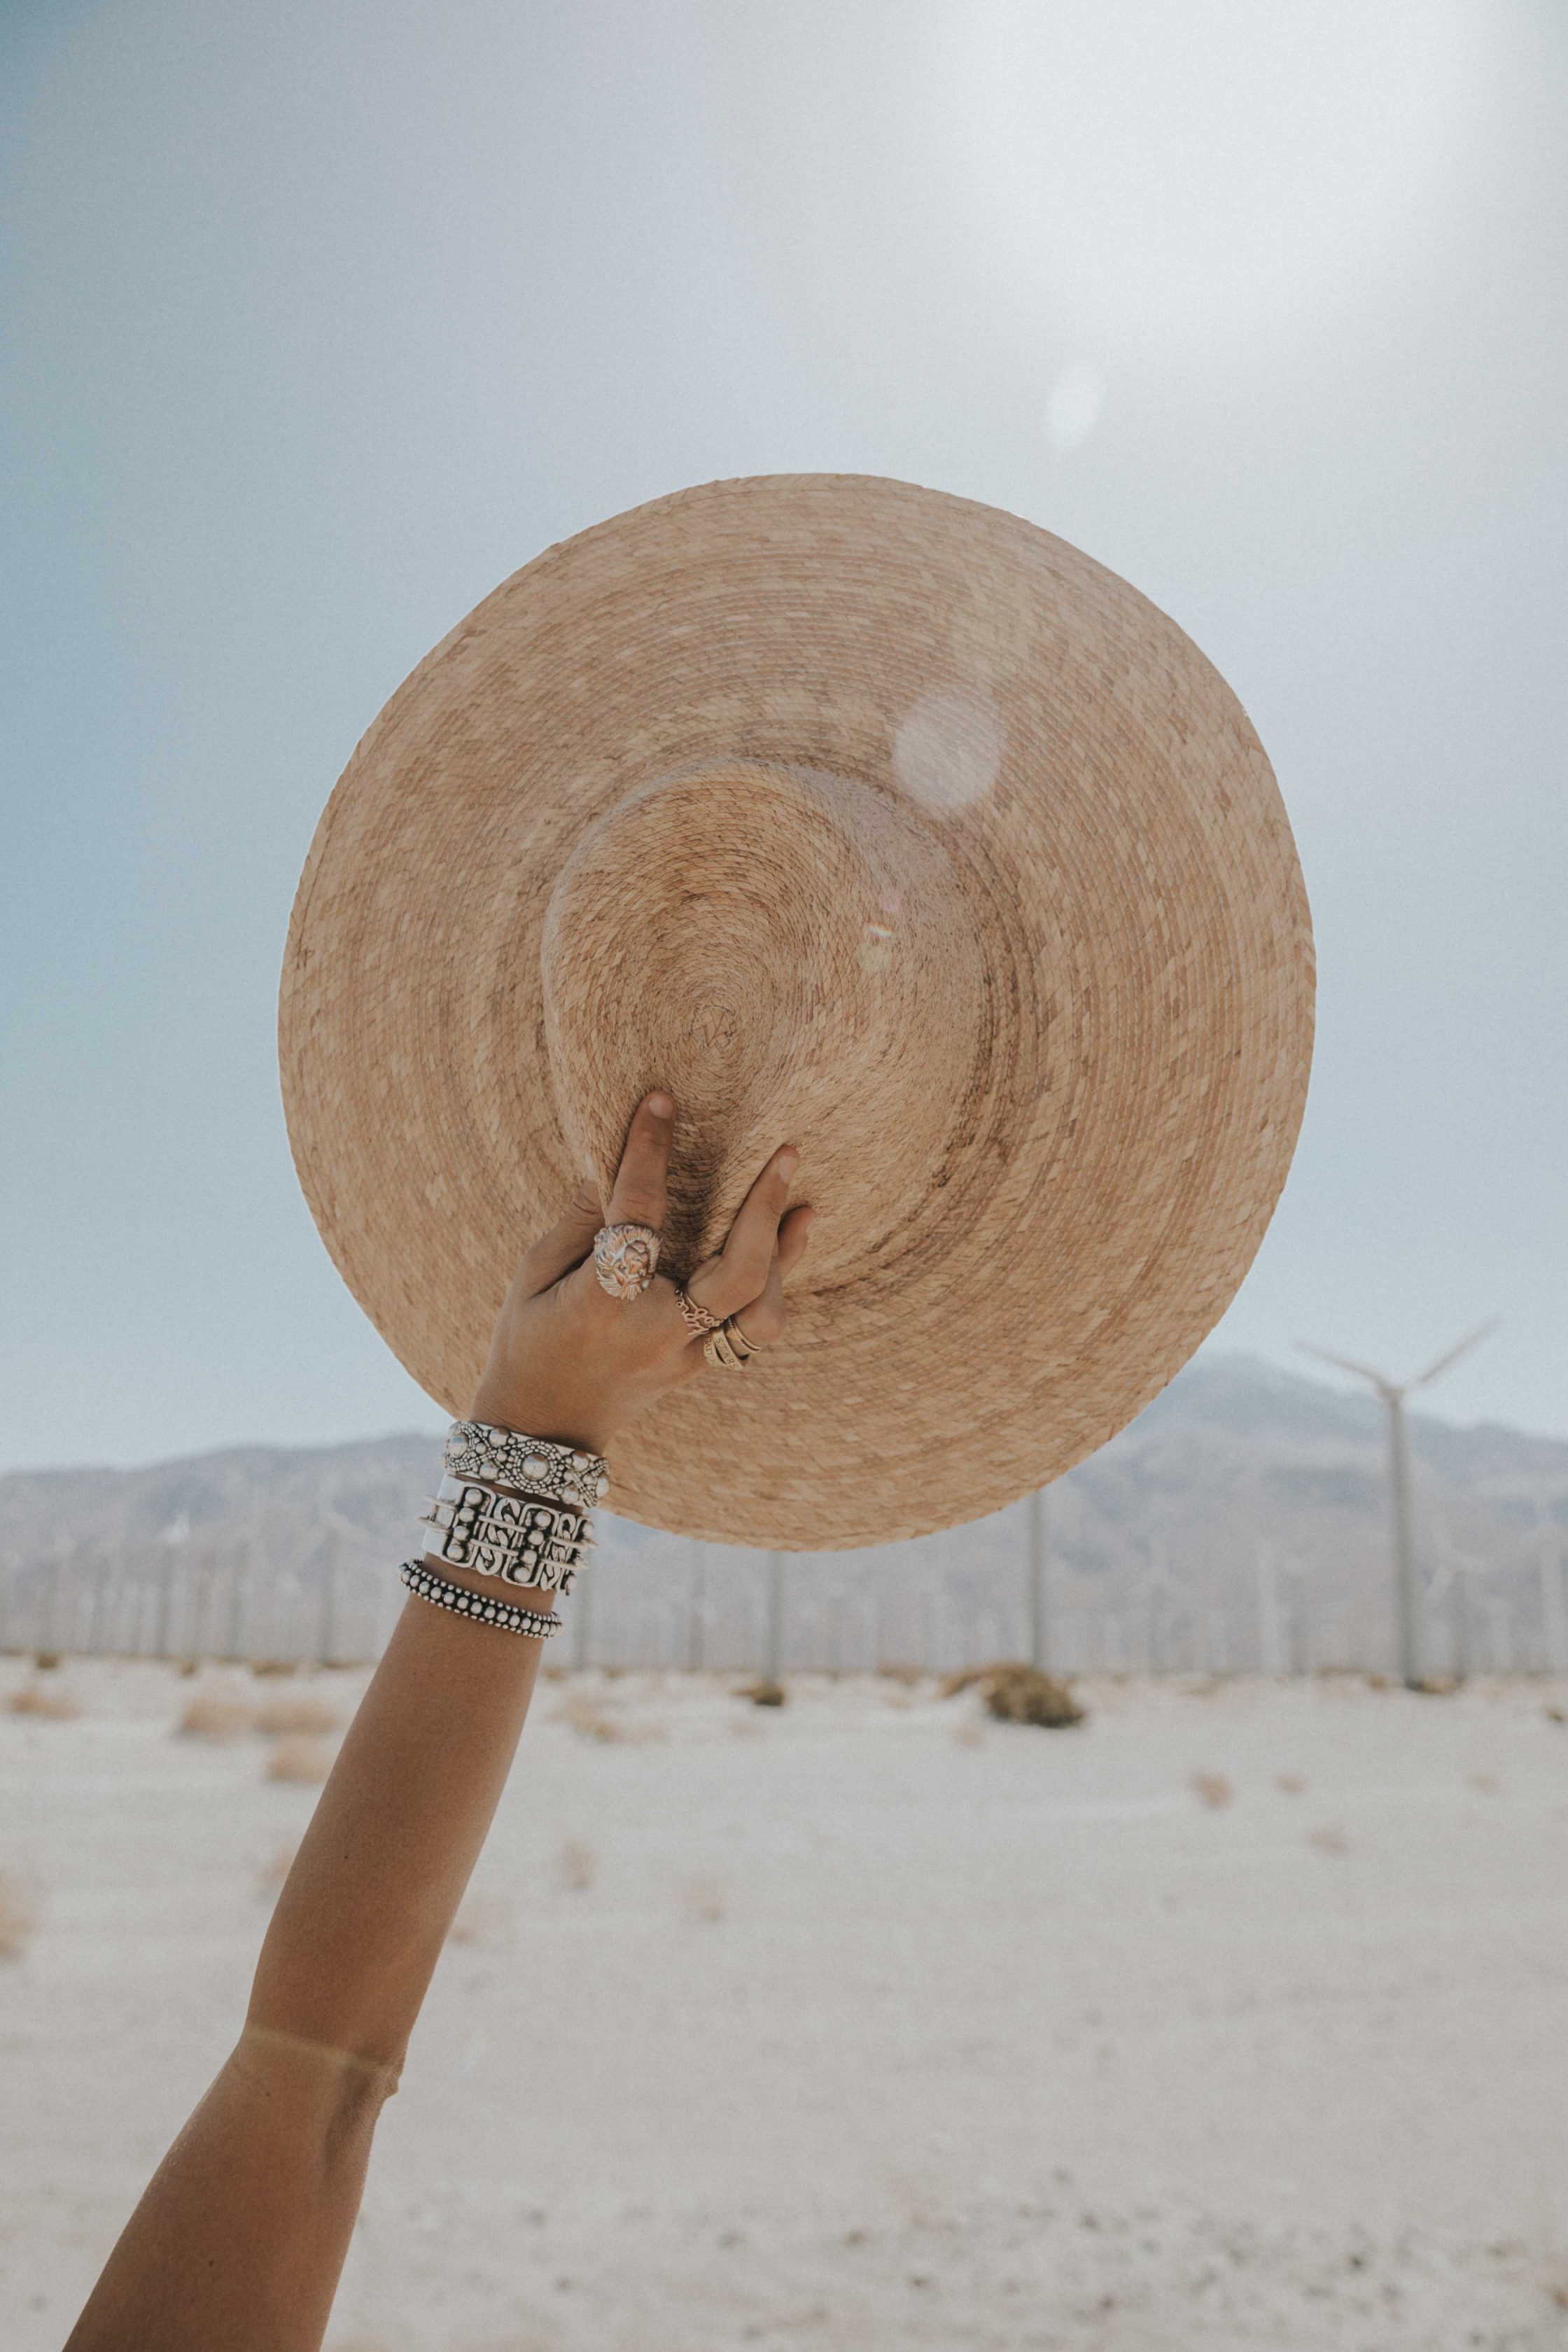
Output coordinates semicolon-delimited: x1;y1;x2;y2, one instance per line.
465;1391;611;1457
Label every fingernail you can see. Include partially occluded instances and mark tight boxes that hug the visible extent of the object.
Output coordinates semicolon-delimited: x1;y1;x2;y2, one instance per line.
646;1090;674;1118
778;1147;799;1180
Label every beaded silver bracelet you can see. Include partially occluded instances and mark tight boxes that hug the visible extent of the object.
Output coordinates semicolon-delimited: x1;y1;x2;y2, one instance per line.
400;1558;561;1639
443;1421;610;1513
420;1477;592;1591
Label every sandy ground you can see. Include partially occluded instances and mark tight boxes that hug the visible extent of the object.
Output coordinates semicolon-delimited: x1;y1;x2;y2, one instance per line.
2;1658;1567;2351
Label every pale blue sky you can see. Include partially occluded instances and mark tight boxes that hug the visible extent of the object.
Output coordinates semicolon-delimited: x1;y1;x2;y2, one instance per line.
2;0;1564;1471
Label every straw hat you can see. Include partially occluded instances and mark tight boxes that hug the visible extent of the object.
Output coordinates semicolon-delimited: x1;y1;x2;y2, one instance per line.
279;474;1312;1548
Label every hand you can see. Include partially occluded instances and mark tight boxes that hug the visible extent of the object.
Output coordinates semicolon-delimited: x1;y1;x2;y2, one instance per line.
468;1091;813;1457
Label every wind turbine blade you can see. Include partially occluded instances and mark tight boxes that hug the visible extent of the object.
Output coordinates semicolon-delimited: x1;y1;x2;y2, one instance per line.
1408;1317;1501;1391
1296;1342;1392;1390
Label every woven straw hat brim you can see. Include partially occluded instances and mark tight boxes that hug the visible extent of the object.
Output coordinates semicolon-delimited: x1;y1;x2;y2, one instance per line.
280;475;1312;1548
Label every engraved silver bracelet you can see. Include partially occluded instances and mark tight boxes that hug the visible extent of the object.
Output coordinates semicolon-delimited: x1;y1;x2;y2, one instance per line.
420;1476;592;1592
442;1421;610;1513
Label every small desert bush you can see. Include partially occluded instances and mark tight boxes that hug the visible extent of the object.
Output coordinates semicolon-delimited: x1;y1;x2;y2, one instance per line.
561;1693;622;1740
266;1733;337;1785
1275;1773;1306;1795
555;1837;596;1892
447;1891;512;1948
8;1679;81;1721
678;1872;726;1924
178;1692;257;1742
944;1663;1083;1728
559;1693;665;1742
0;1867;41;1959
742;1678;786;1709
253;1694;342;1738
1190;1771;1233;1809
250;1660;299;1679
1308;1823;1350;1856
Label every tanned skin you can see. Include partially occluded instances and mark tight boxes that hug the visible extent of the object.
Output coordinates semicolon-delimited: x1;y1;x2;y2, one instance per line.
66;1092;810;2352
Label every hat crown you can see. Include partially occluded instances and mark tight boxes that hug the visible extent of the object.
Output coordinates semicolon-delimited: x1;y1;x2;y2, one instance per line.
541;760;990;1284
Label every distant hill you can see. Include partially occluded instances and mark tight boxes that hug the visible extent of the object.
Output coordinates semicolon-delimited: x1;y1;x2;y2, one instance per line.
4;1357;1564;1672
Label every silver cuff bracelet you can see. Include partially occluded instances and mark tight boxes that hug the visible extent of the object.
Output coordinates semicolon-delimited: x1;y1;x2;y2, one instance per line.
442;1421;610;1513
420;1476;592;1591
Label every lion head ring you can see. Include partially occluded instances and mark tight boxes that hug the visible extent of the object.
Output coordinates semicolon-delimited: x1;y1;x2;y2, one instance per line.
592;1221;662;1301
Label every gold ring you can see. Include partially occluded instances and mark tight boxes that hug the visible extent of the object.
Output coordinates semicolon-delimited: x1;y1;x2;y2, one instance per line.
703;1316;760;1371
677;1286;724;1336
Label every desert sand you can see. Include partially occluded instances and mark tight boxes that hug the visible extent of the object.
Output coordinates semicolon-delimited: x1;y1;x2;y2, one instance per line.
3;1658;1567;2349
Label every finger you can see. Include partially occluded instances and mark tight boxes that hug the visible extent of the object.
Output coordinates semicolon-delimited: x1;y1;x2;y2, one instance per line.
729;1207;813;1346
603;1091;675;1236
687;1146;800;1320
519;1180;603;1294
776;1202;813;1280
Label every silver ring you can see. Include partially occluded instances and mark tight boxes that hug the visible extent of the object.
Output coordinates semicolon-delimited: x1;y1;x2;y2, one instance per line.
593;1222;661;1300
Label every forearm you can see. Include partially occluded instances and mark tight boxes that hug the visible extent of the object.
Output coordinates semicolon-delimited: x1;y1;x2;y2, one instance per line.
247;1581;550;2064
66;2024;393;2352
68;1574;552;2352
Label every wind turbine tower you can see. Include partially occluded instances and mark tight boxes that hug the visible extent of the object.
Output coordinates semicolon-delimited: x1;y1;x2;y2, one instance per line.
1297;1321;1499;1690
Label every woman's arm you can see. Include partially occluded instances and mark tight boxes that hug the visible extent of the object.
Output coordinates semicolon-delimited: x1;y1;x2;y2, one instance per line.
66;1093;808;2352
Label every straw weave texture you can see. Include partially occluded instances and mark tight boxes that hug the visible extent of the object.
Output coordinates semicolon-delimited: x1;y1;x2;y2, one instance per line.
280;475;1313;1547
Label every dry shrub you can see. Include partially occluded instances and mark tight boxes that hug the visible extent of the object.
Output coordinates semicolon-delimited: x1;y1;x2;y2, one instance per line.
447;1892;511;1948
1190;1771;1233;1810
0;1867;41;1960
742;1678;786;1709
250;1660;298;1679
559;1693;664;1742
257;1842;299;1899
940;1662;1007;1698
878;1663;923;1686
178;1692;256;1742
678;1872;726;1924
8;1680;81;1721
266;1733;337;1785
986;1668;1083;1728
561;1693;625;1741
955;1664;1083;1728
1308;1824;1350;1856
1545;1705;1565;1726
1275;1773;1306;1795
555;1837;596;1892
254;1694;342;1738
32;1651;61;1672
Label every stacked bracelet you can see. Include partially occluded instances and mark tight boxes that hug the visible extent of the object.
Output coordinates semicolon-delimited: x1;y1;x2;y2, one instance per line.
400;1558;560;1639
443;1421;610;1513
420;1477;592;1592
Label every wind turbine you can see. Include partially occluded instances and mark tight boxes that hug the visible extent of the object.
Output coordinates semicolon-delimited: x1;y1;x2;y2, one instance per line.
1297;1321;1499;1688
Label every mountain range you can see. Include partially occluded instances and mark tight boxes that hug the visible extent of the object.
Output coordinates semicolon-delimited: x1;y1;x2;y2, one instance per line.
4;1355;1564;1673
